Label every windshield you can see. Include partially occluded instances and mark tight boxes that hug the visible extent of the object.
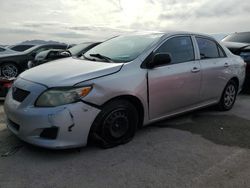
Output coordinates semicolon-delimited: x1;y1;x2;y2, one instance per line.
68;43;93;56
84;34;162;63
222;32;250;43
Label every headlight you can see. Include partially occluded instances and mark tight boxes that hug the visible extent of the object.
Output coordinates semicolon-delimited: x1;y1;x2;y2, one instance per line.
36;86;92;107
240;52;250;62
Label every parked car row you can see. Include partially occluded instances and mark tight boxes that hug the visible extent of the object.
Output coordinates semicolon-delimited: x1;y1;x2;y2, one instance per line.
0;42;102;78
3;31;246;149
28;42;101;68
0;42;102;97
0;44;69;78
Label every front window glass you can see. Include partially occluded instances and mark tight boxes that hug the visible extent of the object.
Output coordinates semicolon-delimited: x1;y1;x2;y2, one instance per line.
84;34;162;63
156;36;195;64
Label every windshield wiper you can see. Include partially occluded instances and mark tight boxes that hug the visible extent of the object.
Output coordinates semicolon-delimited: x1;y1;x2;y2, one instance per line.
82;54;96;61
89;53;114;63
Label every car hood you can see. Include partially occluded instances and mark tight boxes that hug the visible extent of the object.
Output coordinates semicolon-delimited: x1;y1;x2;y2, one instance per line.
222;41;250;54
20;57;124;87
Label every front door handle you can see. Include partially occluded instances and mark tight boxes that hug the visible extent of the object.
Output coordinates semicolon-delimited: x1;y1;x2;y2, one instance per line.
224;63;229;67
191;67;200;73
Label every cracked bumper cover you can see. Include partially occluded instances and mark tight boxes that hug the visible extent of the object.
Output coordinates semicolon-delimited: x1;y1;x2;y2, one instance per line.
4;79;100;149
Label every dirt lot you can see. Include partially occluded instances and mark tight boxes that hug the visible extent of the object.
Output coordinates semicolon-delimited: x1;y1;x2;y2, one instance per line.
0;95;250;188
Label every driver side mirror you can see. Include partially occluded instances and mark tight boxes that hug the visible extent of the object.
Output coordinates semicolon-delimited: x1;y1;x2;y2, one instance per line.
147;53;171;68
60;51;71;57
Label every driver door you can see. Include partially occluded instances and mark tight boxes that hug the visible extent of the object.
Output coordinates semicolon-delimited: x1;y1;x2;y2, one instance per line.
148;36;201;120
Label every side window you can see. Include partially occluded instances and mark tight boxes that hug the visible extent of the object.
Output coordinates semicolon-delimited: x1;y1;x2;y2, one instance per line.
35;47;49;54
196;37;220;59
155;36;195;64
48;51;59;59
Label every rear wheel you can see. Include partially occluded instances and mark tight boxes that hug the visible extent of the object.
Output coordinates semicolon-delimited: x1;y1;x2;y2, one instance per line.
1;63;19;78
217;80;238;111
90;100;138;148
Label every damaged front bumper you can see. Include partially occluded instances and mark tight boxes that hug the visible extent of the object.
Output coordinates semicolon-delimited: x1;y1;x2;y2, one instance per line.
4;78;100;149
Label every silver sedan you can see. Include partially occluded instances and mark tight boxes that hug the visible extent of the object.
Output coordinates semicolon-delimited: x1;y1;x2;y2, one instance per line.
4;31;246;149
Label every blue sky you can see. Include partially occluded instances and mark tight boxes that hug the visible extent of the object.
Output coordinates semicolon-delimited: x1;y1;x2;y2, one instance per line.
0;0;249;44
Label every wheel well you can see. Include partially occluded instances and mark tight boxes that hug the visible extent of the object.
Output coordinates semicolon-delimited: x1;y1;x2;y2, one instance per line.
0;61;21;76
102;95;144;128
1;61;20;69
230;77;239;89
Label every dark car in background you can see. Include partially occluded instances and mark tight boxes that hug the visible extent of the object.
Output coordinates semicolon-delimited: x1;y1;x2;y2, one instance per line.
0;43;68;78
222;32;250;90
28;42;100;68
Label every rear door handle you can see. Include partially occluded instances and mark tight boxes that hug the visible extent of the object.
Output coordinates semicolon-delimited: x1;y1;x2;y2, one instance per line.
224;63;229;67
191;67;200;73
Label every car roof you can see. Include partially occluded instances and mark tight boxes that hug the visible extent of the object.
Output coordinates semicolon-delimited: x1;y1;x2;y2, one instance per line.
123;31;215;40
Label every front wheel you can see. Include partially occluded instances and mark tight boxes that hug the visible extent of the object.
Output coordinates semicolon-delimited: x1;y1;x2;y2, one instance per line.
217;80;238;111
1;63;19;78
90;100;139;148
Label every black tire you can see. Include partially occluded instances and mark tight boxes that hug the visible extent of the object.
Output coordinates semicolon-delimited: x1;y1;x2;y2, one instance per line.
90;100;139;148
1;63;19;78
217;80;238;111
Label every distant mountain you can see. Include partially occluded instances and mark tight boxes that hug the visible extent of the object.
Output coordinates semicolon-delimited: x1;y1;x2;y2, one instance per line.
18;40;67;45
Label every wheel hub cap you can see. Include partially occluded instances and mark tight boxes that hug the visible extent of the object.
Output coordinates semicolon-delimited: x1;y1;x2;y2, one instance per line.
2;64;18;78
224;85;236;107
104;109;129;139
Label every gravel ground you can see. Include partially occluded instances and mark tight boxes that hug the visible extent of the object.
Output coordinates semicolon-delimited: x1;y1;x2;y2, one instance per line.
0;95;250;188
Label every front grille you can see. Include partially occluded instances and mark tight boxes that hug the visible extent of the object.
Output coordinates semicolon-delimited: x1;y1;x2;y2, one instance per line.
12;87;30;102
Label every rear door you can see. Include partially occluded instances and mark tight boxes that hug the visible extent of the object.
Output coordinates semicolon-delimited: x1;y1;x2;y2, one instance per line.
148;35;201;120
195;37;230;102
